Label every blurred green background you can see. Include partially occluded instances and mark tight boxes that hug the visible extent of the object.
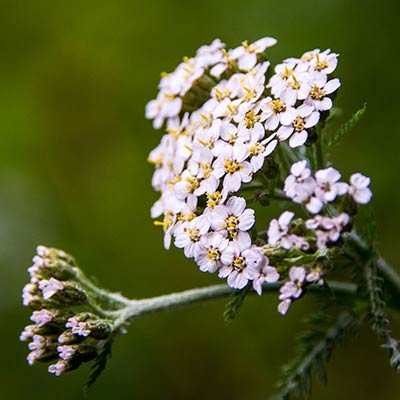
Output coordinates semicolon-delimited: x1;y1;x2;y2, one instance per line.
1;0;400;398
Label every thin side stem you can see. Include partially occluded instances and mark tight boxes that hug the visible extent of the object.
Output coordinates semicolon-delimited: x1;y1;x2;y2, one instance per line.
376;256;400;297
347;232;400;296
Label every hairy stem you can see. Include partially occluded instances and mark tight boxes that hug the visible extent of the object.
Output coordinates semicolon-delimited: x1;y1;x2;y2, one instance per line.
108;281;356;328
347;231;400;297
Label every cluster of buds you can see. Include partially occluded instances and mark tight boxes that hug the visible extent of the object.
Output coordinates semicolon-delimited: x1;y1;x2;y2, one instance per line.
20;246;120;376
146;37;373;314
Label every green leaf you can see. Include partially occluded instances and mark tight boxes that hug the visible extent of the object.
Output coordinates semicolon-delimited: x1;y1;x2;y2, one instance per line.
364;262;400;372
223;285;250;324
324;104;367;149
272;311;359;400
85;338;113;391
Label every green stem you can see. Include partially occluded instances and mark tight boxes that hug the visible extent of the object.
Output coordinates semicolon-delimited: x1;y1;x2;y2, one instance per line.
347;232;400;297
315;138;326;169
109;281;357;328
375;256;400;297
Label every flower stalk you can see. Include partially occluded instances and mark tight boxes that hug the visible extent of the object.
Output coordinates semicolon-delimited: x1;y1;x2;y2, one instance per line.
107;280;358;328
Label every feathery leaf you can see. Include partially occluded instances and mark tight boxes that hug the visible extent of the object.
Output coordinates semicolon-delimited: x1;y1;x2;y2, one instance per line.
364;262;400;372
85;338;113;391
223;285;250;324
272;311;359;400
324;104;367;149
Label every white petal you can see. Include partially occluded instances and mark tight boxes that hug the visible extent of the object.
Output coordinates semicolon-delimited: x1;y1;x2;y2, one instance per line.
238;209;255;231
324;78;341;94
277;125;294;141
305;111;320;128
289;130;308;147
226;196;246;216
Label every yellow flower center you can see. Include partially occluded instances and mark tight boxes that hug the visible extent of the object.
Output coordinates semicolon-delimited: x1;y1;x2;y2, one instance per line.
292;116;306;131
154;212;174;230
249;142;264;155
309;85;326;100
279;66;294;80
225;215;239;239
185;228;200;242
214;87;231;101
314;53;328;71
232;257;246;271
272;100;286;114
224;159;242;175
186;177;200;192
207;191;223;208
244;110;261;128
207;247;221;260
288;75;300;90
241;40;257;53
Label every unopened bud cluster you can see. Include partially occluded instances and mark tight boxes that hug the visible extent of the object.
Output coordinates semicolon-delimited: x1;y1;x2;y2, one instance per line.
20;246;116;376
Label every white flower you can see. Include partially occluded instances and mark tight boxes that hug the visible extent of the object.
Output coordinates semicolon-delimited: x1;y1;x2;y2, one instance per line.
195;232;229;273
314;167;348;203
300;78;341;111
284;161;323;214
248;132;278;173
213;97;242;121
267;211;294;249
233;103;264;137
201;176;228;209
306;213;350;248
260;97;293;131
253;263;280;295
145;92;182;129
212;145;253;193
279;266;306;300
234;67;267;103
230;37;277;71
219;244;263;289
174;215;210;258
267;62;297;98
217;122;250;150
284;160;315;201
348;173;372;204
209;196;255;241
174;169;202;201
195;38;225;67
210;49;236;78
308;49;339;75
153;209;177;250
268;212;309;250
277;104;320;147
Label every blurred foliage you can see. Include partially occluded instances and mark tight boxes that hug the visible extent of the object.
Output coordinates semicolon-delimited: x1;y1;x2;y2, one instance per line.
1;0;400;398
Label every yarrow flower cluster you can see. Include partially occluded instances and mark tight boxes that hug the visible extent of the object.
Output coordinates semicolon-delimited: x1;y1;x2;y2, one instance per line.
20;246;121;376
146;37;373;314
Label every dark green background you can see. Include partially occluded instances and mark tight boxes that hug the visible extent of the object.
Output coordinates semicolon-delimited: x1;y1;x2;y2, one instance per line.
1;0;399;398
